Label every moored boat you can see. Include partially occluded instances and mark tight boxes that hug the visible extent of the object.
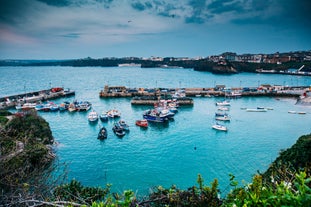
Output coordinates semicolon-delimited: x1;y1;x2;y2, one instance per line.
118;120;129;131
112;123;126;137
246;108;267;112
99;112;109;121
21;103;37;110
106;109;121;118
135;119;148;128
76;101;92;111
212;123;228;131
88;110;98;122
97;127;107;140
143;109;169;122
215;100;231;106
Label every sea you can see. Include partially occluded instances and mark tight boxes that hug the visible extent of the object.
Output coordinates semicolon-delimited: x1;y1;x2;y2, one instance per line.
1;66;311;197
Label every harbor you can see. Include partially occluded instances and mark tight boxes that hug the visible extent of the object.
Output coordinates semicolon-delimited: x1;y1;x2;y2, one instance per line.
1;66;311;196
1;84;310;110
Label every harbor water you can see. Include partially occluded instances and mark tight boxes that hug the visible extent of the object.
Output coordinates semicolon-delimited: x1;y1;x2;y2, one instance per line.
1;66;311;196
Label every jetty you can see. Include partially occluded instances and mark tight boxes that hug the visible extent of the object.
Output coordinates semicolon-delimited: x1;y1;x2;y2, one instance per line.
100;85;310;99
0;88;75;110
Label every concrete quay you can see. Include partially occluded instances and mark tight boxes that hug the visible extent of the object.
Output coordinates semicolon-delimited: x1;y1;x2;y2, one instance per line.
100;85;310;99
0;88;75;110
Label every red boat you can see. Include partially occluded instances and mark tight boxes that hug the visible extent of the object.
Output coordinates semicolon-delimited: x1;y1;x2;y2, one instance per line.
135;119;148;128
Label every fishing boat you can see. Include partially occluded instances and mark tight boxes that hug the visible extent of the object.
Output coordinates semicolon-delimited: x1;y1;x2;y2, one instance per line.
143;109;169;122
88;110;98;122
118;120;130;131
97;127;107;140
76;101;92;111
212;123;228;131
215;100;231;106
246;108;267;112
217;107;229;111
215;113;230;121
59;101;70;111
49;102;59;111
68;103;77;112
106;109;121;118
112;123;126;137
21;103;36;110
99;112;108;121
135;119;148;128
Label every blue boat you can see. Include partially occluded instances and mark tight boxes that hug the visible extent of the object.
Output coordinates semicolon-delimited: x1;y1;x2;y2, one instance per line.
112;123;126;137
143;109;169;123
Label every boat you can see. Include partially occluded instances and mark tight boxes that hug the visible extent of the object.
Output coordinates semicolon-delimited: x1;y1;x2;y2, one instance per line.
15;103;22;110
68;103;77;112
118;120;130;131
59;101;70;111
76;101;92;111
21;103;37;110
218;107;229;111
246;108;267;112
97;127;107;140
212;123;228;131
143;109;169;122
135;119;148;128
99;112;109;121
112;123;126;137
49;102;59;111
288;110;297;114
215;115;230;121
297;111;307;115
106;109;121;118
215;100;231;106
88;110;98;122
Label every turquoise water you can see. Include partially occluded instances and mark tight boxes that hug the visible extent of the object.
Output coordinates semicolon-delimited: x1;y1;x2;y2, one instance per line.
1;66;311;196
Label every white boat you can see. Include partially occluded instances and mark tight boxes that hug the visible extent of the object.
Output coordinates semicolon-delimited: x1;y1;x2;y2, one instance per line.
246;108;267;112
88;111;98;122
215;100;230;106
288;111;297;114
21;103;37;110
218;107;229;111
215;115;230;121
106;109;121;118
212;123;228;131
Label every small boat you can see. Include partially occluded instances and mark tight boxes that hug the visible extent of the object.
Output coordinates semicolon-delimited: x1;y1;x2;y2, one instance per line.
246;108;267;112
112;123;126;137
298;111;306;115
212;123;228;131
15;103;22;110
215;115;230;121
288;111;297;114
59;101;70;111
88;110;98;122
99;112;109;121
106;109;121;118
21;103;37;110
218;107;229;111
97;127;107;140
68;103;77;112
118;120;129;131
49;102;59;111
136;119;148;128
76;101;92;111
215;100;230;106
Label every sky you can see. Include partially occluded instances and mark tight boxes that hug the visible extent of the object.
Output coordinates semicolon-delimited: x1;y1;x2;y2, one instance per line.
0;0;311;59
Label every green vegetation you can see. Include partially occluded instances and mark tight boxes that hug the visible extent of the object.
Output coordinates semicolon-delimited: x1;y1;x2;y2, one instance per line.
1;110;310;206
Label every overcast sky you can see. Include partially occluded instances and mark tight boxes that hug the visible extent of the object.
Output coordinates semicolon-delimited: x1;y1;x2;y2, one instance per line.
0;0;310;59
